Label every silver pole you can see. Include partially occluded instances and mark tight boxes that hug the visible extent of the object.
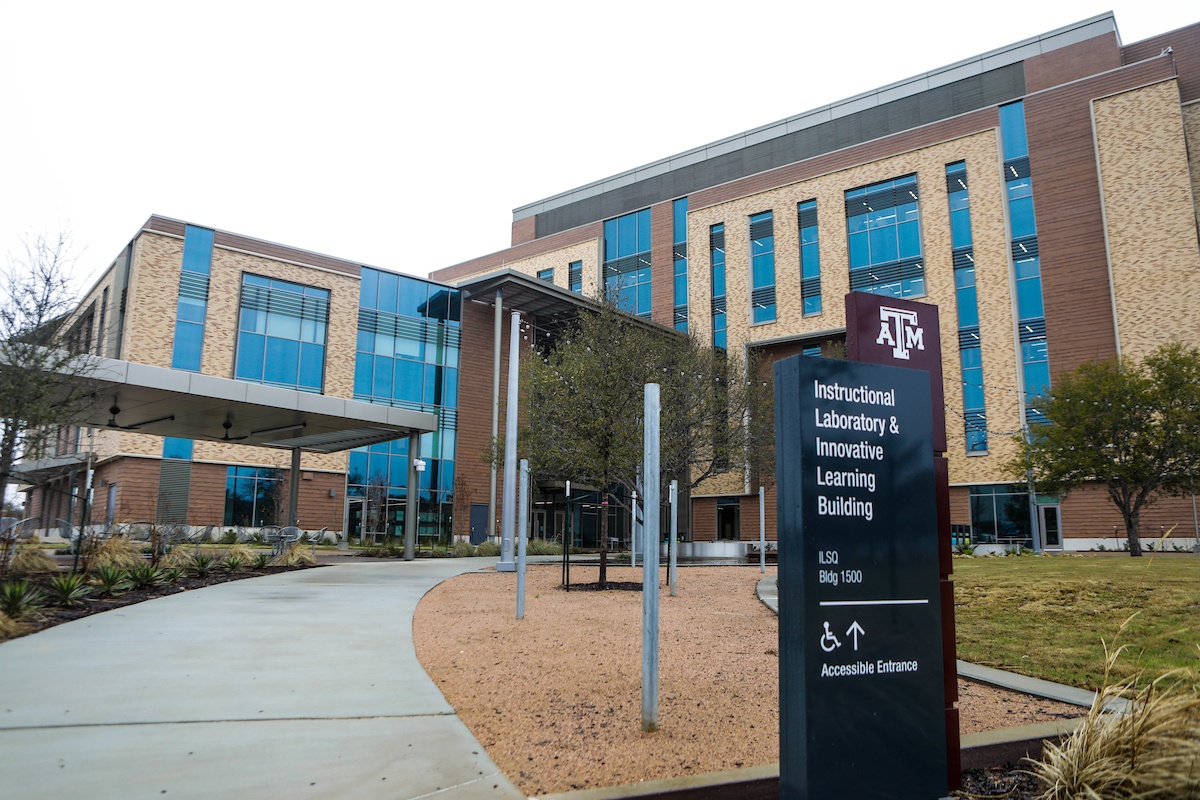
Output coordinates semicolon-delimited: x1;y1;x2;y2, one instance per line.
642;383;660;732
498;310;520;572
404;432;418;561
288;447;302;527
488;288;502;543
630;490;637;568
759;485;766;574
517;459;529;619
669;479;678;596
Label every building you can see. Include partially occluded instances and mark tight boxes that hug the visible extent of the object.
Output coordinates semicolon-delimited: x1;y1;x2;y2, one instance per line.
22;216;460;545
430;13;1200;553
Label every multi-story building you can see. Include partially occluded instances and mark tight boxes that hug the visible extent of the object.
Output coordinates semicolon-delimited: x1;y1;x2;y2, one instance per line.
22;216;460;544
431;13;1200;553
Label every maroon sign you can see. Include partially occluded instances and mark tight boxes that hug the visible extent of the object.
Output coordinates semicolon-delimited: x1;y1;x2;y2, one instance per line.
845;293;946;453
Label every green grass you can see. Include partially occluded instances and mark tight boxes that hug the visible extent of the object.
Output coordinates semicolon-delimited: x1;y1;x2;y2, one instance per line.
954;554;1200;691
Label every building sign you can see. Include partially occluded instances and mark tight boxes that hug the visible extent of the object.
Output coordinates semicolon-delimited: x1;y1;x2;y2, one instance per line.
775;355;947;800
846;292;945;453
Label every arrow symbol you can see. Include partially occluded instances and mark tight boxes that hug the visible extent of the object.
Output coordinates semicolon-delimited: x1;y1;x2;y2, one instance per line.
846;621;865;651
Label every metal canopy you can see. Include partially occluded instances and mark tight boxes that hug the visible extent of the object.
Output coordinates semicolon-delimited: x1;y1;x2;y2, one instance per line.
74;356;437;452
455;269;672;336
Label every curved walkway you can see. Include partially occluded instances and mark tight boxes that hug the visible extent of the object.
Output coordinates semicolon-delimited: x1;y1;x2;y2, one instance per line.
0;560;523;800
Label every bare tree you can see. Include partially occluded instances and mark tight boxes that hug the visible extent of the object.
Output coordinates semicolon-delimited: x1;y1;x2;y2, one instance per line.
0;232;98;508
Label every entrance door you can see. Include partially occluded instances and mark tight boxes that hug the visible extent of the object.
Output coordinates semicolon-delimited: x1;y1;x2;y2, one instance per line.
1039;504;1062;549
716;500;739;541
469;503;489;545
532;510;547;540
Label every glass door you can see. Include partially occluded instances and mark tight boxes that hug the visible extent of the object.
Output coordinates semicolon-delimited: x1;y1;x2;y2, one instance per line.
1039;504;1062;550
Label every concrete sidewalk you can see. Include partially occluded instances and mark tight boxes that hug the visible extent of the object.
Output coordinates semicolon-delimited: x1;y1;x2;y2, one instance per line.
0;560;524;799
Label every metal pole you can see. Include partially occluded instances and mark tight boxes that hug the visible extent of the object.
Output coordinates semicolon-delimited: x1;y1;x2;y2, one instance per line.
630;490;637;568
517;459;529;619
759;485;766;574
288;447;302;527
488;288;502;543
669;480;678;596
1024;425;1042;554
563;480;571;590
498;310;520;572
642;383;660;732
404;432;418;561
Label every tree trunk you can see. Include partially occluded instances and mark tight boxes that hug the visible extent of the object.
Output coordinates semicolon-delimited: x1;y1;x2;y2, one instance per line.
1124;506;1143;557
598;492;609;589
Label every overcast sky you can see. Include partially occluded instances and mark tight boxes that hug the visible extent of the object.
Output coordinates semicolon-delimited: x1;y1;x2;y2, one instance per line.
2;1;1194;294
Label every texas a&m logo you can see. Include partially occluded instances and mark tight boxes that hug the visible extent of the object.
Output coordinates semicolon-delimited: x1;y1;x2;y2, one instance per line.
876;306;924;360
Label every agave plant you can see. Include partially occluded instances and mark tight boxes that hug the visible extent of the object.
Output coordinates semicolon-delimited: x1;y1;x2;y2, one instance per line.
223;554;246;573
0;580;46;619
190;554;218;578
45;572;94;607
92;565;130;597
125;563;166;590
250;553;271;570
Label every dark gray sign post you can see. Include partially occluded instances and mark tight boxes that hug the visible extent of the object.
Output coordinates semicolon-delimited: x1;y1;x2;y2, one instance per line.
775;355;947;800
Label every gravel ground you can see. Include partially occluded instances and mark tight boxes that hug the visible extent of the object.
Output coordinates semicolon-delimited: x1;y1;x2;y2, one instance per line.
413;564;1083;797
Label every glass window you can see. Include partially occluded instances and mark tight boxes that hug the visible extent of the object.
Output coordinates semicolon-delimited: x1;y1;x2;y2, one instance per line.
234;274;328;392
999;102;1029;160
537;268;554;283
845;175;924;298
162;437;193;460
603;209;653;318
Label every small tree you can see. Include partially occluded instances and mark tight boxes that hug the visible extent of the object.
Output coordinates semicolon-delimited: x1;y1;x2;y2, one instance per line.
1010;343;1200;556
0;232;98;508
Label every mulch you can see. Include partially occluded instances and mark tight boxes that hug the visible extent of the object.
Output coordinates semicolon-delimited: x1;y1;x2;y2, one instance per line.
955;765;1044;799
3;565;320;641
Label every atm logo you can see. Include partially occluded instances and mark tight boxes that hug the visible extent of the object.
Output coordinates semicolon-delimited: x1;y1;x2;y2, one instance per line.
876;306;925;360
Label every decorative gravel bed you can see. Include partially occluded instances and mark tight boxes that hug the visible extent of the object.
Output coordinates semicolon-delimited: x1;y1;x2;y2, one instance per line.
414;564;1083;797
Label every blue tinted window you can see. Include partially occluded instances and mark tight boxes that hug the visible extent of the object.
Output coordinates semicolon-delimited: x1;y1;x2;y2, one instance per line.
359;268;378;309
603;209;653;318
354;352;372;396
172;323;204;371
162;437;193;461
181;226;214;275
394;359;424;403
372;355;393;397
845;175;924;298
1008;195;1036;239
999;102;1028;160
235;275;328;392
398;276;427;318
1016;275;1045;319
673;198;688;243
234;332;265;381
377;271;399;314
537;268;554;283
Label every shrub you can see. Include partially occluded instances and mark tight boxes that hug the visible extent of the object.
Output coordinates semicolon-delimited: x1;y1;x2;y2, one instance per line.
8;545;58;576
475;540;501;557
218;529;238;545
451;540;477;558
955;541;977;556
91;536;144;571
0;610;28;639
250;553;271;570
525;538;563;556
0;580;46;619
92;565;130;596
126;563;167;590
222;544;256;561
269;543;317;567
45;572;93;607
223;554;246;573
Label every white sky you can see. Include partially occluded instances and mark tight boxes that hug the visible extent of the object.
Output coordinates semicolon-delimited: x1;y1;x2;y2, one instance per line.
1;1;1195;294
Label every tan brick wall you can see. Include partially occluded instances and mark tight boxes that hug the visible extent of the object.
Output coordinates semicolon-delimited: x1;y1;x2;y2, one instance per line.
441;240;601;297
686;131;1023;487
1094;81;1200;361
1186;103;1200;243
122;232;183;368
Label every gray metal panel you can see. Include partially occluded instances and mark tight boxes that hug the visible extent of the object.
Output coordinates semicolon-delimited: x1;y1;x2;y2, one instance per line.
156;460;191;524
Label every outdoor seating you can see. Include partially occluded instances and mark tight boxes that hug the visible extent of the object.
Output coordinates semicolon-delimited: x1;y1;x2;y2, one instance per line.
277;526;303;555
260;525;283;554
187;524;215;552
306;527;329;555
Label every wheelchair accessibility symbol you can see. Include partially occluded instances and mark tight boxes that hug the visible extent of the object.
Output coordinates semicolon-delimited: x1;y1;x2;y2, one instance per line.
819;621;841;652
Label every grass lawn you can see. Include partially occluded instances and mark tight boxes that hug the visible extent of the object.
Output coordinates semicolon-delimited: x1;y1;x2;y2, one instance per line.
954;553;1200;691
